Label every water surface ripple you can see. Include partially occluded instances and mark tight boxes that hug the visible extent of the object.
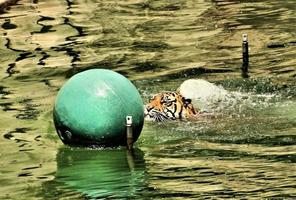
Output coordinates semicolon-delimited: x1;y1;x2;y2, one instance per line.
0;0;295;199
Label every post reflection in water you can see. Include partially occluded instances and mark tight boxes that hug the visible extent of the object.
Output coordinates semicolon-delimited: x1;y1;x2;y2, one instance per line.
42;148;148;199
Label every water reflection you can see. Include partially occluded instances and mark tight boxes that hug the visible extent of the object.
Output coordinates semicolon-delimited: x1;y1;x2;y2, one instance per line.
0;0;295;199
41;147;147;199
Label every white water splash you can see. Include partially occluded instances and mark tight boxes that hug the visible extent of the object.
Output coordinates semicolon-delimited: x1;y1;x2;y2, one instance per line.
179;79;278;114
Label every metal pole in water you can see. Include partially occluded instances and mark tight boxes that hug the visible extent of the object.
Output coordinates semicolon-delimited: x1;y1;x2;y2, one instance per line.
126;116;133;150
242;33;249;78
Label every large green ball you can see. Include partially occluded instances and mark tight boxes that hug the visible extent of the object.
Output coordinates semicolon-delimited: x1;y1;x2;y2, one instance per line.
53;69;144;147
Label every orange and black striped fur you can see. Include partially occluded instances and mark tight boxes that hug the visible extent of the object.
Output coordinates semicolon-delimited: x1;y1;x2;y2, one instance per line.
144;92;197;122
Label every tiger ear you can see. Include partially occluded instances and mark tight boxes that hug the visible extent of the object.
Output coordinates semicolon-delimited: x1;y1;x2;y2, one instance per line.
182;97;192;105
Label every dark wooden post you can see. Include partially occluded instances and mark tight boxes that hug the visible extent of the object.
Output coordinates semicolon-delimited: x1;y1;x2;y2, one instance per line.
242;33;249;78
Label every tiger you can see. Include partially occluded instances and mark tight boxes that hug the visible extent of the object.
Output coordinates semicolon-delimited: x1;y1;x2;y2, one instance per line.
144;92;198;122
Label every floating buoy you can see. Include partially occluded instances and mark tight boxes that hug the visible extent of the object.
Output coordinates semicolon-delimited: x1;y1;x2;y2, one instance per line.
53;69;144;147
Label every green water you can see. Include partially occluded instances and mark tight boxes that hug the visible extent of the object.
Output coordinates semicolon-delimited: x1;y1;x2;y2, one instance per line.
0;0;295;199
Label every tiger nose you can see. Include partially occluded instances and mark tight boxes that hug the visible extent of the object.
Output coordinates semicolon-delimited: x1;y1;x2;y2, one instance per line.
146;105;153;112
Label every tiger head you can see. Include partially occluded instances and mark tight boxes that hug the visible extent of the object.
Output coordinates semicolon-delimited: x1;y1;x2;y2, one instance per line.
144;92;197;122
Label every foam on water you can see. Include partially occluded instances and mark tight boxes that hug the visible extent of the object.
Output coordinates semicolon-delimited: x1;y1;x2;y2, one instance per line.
179;79;281;115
